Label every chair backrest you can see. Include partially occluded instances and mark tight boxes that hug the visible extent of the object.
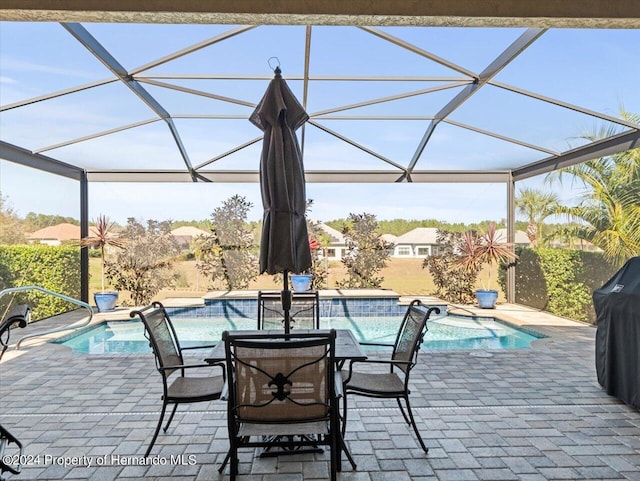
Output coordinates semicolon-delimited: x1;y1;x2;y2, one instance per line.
257;291;320;330
130;302;183;376
0;304;30;361
224;330;336;424
391;300;440;374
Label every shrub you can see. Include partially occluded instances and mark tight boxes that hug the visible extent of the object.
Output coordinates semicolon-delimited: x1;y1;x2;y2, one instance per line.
306;201;328;290
423;230;479;304
337;213;392;289
504;247;619;323
196;195;258;290
106;218;180;306
0;245;80;320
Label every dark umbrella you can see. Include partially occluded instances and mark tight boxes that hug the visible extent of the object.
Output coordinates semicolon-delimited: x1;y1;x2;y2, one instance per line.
250;66;312;334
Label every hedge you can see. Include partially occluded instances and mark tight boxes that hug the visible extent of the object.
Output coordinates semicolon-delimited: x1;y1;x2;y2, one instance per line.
0;245;81;321
505;248;619;323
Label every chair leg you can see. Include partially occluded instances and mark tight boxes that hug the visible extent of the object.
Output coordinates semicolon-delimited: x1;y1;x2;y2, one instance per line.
395;397;411;425
163;403;179;432
341;393;348;438
218;451;230;474
145;401;168;457
329;433;337;481
337;395;357;470
402;396;429;454
229;444;238;481
332;416;342;473
339;431;357;470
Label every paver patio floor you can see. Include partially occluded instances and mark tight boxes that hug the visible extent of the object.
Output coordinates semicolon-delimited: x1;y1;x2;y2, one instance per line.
1;304;638;480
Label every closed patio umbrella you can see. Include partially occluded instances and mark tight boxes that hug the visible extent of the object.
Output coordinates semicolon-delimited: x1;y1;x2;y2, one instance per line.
250;66;312;334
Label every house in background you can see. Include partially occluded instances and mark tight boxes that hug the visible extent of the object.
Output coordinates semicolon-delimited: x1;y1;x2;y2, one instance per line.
381;233;398;256
28;223;99;246
26;222;529;253
391;227;439;258
170;226;210;250
549;237;603;252
315;223;347;261
494;228;531;247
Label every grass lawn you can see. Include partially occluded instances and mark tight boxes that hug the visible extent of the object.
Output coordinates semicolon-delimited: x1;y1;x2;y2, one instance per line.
90;257;503;304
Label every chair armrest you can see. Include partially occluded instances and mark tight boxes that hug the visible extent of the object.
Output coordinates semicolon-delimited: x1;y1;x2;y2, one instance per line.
160;362;224;371
358;341;393;348
0;424;24;475
220;380;229;401
342;358;412;384
0;424;23;449
180;343;218;351
349;359;411;368
334;371;344;399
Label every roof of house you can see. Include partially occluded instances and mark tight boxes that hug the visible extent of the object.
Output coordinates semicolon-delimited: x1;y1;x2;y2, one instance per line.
395;227;439;245
28;223;82;241
316;222;345;244
28;223;112;242
381;233;398;244
171;226;210;237
494;228;531;245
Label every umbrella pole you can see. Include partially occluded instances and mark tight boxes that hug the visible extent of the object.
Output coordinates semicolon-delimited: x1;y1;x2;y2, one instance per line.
282;270;292;334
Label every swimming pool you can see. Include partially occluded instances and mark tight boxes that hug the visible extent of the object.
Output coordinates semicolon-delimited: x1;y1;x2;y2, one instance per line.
56;314;543;354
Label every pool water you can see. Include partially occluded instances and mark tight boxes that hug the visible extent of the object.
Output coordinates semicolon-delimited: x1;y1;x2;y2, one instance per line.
56;314;543;354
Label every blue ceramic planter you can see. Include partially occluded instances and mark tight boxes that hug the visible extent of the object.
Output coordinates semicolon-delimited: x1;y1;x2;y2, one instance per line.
94;291;118;312
476;289;498;309
290;274;313;292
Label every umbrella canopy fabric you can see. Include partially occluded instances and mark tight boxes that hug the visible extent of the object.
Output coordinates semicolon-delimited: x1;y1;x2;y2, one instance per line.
250;67;312;276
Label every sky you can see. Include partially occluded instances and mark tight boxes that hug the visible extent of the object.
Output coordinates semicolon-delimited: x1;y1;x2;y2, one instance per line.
1;160;517;224
1;23;638;226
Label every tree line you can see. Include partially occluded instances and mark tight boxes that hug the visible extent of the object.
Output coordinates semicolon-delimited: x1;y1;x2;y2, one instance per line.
0;197;552;245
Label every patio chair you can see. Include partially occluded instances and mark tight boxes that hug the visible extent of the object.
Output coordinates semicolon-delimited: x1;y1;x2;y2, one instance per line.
257;290;320;330
0;305;29;480
130;302;225;457
221;330;342;481
340;300;440;454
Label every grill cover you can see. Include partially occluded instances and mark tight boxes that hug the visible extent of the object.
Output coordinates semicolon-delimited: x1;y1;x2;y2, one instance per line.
593;257;640;409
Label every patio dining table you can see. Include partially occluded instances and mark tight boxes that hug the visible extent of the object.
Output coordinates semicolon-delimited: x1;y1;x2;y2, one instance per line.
204;328;367;365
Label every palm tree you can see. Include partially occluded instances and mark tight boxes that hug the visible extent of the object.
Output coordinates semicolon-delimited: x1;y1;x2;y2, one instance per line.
547;110;640;265
455;222;518;291
80;215;125;293
515;188;560;246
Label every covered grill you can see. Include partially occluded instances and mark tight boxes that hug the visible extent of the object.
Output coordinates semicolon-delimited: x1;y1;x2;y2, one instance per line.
593;257;640;409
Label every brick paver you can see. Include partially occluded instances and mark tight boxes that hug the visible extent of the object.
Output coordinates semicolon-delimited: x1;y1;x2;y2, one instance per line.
1;307;638;480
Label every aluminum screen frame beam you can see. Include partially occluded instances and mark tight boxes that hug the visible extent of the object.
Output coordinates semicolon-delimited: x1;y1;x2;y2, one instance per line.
61;22;198;180
0;141;91;300
406;28;546;174
512;129;640;181
0;141;84;181
79;172;89;303
85;169;511;183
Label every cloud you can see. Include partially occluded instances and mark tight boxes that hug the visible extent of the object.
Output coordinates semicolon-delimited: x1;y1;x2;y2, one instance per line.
1;56;98;80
